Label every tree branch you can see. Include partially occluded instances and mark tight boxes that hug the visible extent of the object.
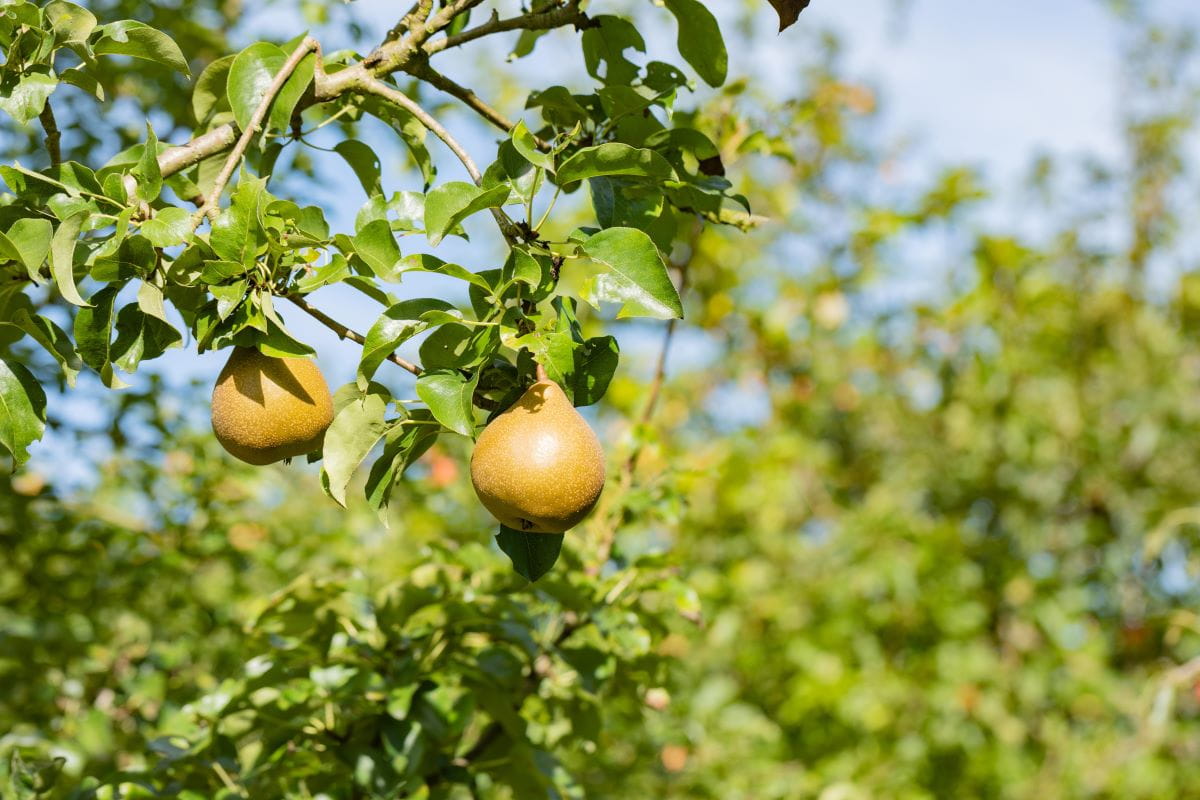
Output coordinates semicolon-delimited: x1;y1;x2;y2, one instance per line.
423;2;589;56
38;102;61;167
386;0;433;43
405;61;520;136
358;76;522;242
286;293;422;377
190;37;319;229
358;77;483;184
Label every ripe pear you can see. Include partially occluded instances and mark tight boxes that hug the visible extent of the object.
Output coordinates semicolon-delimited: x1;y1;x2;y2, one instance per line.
470;377;605;533
211;347;334;465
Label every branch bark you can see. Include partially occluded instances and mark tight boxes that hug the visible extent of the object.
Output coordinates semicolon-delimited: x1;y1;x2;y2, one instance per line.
404;61;519;136
359;77;522;242
39;102;61;167
423;2;589;56
358;77;483;184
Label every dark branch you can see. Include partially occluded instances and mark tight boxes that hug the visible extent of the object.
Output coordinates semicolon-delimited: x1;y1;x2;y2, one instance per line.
39;102;61;167
286;293;422;376
405;61;519;136
423;2;589;56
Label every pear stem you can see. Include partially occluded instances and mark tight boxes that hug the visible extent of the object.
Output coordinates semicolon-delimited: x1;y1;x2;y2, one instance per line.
535;362;549;383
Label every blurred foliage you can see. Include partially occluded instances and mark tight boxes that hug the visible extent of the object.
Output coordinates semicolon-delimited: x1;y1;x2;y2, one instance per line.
6;2;1200;799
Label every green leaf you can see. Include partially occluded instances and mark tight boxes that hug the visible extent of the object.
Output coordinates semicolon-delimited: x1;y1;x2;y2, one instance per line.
512;120;553;170
573;335;619;406
93;21;190;76
73;285;120;376
133;123;162;203
416;370;479;438
322;387;389;507
663;0;728;87
0;231;30;282
588;176;666;232
353;219;401;279
192;54;234;125
0;357;45;467
11;309;80;387
503;247;546;290
110;302;181;372
136;280;171;322
517;330;577;390
423;182;510;247
581;15;645;86
334;139;383;198
527;86;591;128
6;751;65;800
420;323;498;371
49;211;89;307
6;218;53;280
45;1;98;45
578;227;683;319
496;526;564;582
358;298;454;388
557;143;673;185
390;191;427;231
210;175;266;264
0;71;57;126
402;253;494;292
485;140;545;207
365;411;440;517
227;42;315;136
140;206;191;247
255;318;314;358
59;66;104;101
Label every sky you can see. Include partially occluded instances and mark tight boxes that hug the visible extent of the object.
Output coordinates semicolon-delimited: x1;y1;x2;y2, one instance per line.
27;0;1200;474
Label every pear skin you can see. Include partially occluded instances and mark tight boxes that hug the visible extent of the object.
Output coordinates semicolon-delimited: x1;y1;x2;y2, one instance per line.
211;347;334;465
470;379;605;533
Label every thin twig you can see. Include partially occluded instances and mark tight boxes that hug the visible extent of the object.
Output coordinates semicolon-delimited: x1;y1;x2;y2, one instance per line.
358;77;482;183
39;102;61;167
386;0;432;42
358;76;521;242
190;37;319;230
286;294;422;376
405;61;522;137
424;2;588;56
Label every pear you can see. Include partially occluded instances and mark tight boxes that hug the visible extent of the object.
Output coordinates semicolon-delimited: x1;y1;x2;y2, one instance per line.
470;376;605;533
211;347;334;465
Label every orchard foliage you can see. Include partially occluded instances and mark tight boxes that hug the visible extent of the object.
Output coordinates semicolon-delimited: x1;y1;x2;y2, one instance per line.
7;1;1200;799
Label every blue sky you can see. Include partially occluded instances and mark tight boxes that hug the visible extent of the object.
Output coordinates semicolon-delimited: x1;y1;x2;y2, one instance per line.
28;0;1200;474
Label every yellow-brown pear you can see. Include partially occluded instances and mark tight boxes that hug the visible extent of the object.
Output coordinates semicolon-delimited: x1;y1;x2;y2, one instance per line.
470;377;605;533
211;347;334;465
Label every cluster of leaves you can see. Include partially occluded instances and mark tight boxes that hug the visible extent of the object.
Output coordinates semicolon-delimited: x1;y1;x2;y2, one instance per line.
0;0;759;578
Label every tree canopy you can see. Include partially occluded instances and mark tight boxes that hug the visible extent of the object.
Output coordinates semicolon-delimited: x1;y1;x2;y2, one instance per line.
4;1;1200;798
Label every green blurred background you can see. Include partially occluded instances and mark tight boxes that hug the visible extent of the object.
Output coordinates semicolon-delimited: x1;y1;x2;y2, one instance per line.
7;0;1200;797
